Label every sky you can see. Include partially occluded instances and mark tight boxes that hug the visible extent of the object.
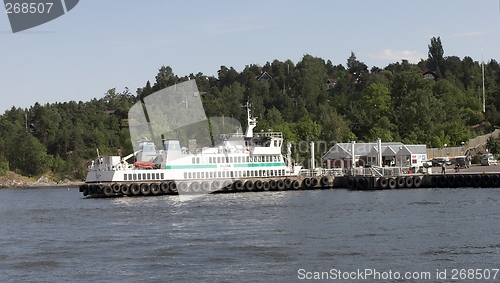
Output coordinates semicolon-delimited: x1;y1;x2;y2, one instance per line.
1;0;499;114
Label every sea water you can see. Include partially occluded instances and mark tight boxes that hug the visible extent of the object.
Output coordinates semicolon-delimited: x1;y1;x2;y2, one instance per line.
0;187;499;282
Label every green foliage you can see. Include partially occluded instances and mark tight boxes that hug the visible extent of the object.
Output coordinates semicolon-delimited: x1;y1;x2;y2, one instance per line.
427;36;445;77
471;155;483;164
486;136;500;154
0;156;8;176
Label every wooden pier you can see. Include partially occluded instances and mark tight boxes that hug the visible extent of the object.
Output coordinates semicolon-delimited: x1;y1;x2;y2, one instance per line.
79;171;500;198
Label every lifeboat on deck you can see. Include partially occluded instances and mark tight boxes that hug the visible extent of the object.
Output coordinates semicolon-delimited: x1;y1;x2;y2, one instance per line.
134;161;155;169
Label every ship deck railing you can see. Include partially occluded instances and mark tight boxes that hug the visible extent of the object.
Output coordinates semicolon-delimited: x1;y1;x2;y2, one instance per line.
218;132;283;139
89;163;134;171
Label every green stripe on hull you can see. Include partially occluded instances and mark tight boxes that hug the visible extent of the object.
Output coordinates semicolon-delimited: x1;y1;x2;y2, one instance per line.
165;164;217;169
234;162;286;168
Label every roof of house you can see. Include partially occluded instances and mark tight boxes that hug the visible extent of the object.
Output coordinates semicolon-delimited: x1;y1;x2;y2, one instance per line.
256;71;273;81
322;142;426;159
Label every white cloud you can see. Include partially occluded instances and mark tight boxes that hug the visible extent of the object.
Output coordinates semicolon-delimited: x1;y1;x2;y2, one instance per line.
371;49;426;64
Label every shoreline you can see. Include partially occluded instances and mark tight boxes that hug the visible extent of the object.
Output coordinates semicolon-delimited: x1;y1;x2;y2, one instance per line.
0;171;84;189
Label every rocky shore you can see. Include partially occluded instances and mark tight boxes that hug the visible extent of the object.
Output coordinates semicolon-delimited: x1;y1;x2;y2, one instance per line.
0;171;84;189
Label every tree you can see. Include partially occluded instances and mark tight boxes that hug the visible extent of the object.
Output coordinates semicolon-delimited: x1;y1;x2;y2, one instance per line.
427;36;445;77
152;66;178;92
486;136;500;154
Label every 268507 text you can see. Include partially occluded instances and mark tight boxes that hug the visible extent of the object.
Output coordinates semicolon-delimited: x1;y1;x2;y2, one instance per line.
5;3;53;14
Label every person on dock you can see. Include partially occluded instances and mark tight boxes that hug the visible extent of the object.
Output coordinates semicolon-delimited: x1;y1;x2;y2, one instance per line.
441;162;446;174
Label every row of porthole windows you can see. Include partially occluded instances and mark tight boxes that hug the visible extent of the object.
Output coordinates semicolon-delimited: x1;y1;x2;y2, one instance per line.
192;155;281;164
184;169;286;179
124;172;165;181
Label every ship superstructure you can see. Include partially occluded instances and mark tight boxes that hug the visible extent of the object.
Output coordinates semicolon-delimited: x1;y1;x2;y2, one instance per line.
81;103;303;197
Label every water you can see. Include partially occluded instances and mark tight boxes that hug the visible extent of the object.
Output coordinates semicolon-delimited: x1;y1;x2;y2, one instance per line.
0;187;500;282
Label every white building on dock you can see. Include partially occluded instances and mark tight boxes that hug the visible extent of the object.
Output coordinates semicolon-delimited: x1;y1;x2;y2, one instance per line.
322;140;427;170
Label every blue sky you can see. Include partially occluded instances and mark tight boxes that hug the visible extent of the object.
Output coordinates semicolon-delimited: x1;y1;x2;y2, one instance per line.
1;0;499;114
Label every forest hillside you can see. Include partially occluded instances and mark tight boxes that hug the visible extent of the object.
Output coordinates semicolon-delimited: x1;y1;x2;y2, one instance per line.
1;37;499;180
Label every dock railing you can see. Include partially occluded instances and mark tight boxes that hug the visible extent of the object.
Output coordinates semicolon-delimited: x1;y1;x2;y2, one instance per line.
299;168;344;177
299;166;416;178
347;166;408;177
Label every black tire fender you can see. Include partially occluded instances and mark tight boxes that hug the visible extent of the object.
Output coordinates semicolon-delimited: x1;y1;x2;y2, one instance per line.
140;183;150;195
388;178;397;189
379;177;388;189
130;183;140;195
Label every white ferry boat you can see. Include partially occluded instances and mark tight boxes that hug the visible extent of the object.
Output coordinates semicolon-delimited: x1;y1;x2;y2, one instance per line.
80;104;304;197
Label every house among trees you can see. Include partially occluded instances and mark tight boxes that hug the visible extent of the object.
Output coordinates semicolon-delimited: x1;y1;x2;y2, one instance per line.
326;78;337;90
421;69;439;81
322;141;427;169
256;71;273;81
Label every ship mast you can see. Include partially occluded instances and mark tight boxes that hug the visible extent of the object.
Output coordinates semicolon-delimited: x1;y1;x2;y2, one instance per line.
244;102;257;138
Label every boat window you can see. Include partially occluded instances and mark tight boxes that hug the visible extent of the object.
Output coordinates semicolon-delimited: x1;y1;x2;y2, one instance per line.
201;172;204;178
184;172;187;179
133;174;136;180
152;174;155;180
138;174;141;180
246;156;249;163
147;173;150;180
196;157;200;164
124;174;127;181
130;174;133;180
209;157;212;163
226;157;229;163
197;172;200;179
217;157;221;163
143;173;146;180
188;172;192;178
218;172;221;178
161;173;164;179
192;157;196;164
156;173;160;179
274;140;278;147
230;157;233;163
